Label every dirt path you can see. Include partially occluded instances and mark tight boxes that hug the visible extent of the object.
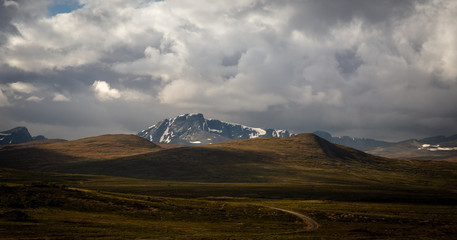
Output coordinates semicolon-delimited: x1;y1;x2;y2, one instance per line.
262;205;319;231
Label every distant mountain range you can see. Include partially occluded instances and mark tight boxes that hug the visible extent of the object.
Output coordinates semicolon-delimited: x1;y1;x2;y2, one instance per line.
313;130;393;150
0;127;46;145
3;121;455;161
366;136;457;161
137;114;457;160
314;130;457;161
138;113;292;145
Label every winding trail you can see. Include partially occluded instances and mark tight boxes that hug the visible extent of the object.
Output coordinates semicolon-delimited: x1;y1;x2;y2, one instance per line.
262;205;319;231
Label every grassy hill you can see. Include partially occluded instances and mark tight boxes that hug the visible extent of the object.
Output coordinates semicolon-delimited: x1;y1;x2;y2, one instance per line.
0;138;66;150
0;133;456;198
0;134;160;169
1;133;456;203
32;134;161;159
2;133;387;182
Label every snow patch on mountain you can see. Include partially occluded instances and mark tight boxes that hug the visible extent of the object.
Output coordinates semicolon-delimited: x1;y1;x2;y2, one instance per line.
418;144;457;151
138;113;293;145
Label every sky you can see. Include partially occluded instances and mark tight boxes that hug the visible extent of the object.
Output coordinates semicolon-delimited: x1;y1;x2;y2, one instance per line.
0;0;456;141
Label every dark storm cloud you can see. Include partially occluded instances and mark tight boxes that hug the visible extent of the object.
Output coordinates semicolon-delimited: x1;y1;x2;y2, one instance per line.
0;0;456;141
335;48;363;76
0;0;20;45
287;0;420;36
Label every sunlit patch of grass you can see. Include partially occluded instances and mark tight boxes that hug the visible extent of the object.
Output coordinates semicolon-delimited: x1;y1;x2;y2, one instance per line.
32;134;161;160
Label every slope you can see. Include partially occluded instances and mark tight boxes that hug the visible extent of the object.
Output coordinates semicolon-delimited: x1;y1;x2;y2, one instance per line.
0;134;160;169
22;134;457;192
367;139;457;161
313;130;393;150
0;139;66;150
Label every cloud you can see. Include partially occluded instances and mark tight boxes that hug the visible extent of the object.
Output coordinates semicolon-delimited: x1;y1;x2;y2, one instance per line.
4;0;19;8
53;93;70;102
8;82;38;94
0;0;456;141
0;0;20;46
26;95;43;102
91;80;151;102
91;80;121;101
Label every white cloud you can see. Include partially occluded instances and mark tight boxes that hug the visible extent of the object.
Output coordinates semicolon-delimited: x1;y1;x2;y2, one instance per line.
91;80;151;102
3;0;19;8
8;82;38;94
121;89;152;102
92;80;121;101
0;82;43;104
53;93;70;102
26;96;44;102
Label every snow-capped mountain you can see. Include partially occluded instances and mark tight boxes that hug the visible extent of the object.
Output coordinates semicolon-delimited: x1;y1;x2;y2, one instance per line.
138;113;293;145
0;127;46;145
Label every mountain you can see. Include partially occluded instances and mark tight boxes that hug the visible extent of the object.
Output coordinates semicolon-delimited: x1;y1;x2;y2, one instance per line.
138;113;293;145
367;135;457;161
313;131;457;161
418;134;457;145
0;127;47;145
313;130;393;150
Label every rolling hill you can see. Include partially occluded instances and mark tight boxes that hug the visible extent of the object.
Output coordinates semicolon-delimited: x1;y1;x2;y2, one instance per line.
0;134;160;169
1;133;382;182
1;133;457;191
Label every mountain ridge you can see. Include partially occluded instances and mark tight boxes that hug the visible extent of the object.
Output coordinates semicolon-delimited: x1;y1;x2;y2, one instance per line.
314;130;457;161
138;113;293;145
313;130;457;151
313;130;394;150
0;127;47;145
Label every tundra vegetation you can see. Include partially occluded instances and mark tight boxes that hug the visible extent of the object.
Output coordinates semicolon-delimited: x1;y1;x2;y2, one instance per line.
1;134;457;239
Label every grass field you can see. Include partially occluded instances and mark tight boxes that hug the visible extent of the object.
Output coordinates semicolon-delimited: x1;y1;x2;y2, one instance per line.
1;168;457;239
0;183;309;239
257;199;457;239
